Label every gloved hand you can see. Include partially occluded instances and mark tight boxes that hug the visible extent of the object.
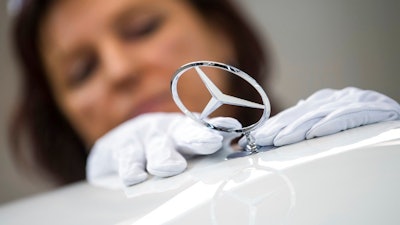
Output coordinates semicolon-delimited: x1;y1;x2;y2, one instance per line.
243;87;400;147
86;113;241;188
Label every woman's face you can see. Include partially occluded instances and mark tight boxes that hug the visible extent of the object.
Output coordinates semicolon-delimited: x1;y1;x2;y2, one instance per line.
40;0;235;146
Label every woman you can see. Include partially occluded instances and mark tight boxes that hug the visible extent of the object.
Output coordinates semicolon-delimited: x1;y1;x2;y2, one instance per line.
10;0;275;186
10;0;400;188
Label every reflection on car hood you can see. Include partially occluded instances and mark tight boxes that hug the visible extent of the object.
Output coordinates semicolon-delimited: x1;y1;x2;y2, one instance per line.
1;121;399;225
121;121;400;225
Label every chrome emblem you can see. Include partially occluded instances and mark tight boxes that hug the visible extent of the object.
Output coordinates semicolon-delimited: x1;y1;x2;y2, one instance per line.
171;61;271;158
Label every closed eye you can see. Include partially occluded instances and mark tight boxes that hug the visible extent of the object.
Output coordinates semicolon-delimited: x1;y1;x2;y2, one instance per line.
68;52;98;87
119;15;164;41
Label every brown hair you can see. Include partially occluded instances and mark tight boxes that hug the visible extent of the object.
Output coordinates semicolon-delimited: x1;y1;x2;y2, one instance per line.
9;0;276;185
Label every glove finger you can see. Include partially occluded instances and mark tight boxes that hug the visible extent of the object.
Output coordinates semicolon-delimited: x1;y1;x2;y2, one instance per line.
337;87;398;104
245;109;300;146
144;129;187;177
307;102;400;139
248;98;327;146
207;117;242;148
250;88;356;146
170;117;223;155
272;100;345;146
273;117;321;146
115;135;148;186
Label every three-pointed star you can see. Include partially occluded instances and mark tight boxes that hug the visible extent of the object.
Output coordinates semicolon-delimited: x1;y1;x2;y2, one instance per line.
195;66;264;119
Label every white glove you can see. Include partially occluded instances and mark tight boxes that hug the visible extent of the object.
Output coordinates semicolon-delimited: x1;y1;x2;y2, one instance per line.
243;87;400;147
86;113;241;188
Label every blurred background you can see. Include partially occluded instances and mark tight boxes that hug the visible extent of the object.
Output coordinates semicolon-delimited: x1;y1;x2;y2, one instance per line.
0;0;399;204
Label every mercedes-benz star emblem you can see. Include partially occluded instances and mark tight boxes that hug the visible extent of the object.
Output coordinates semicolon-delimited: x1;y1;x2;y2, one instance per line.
171;61;271;159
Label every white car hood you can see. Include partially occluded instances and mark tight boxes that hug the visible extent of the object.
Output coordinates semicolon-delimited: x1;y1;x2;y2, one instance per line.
1;121;399;225
121;121;400;225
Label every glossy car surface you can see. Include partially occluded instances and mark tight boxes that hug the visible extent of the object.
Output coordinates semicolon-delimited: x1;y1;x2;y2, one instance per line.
1;121;400;225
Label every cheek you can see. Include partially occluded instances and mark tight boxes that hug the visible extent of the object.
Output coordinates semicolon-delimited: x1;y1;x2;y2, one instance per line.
60;84;114;145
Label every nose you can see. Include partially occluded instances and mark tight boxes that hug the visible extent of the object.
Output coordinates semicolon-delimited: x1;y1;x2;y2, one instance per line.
100;39;138;90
